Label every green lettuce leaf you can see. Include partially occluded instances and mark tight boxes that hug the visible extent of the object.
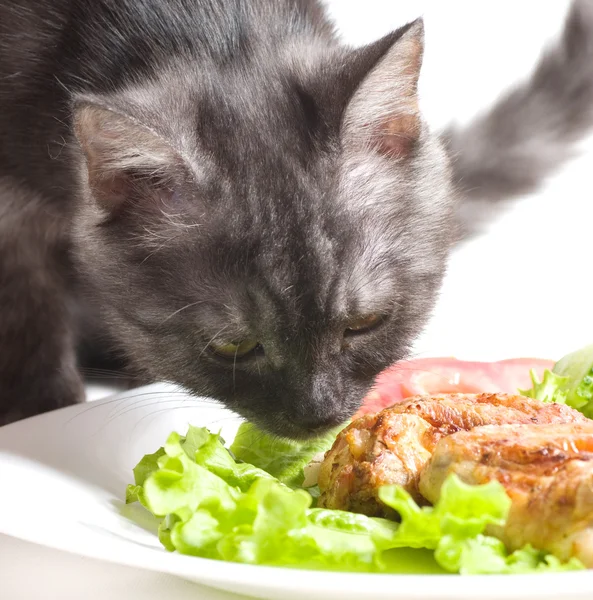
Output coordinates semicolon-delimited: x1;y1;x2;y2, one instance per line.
519;369;569;404
379;475;511;550
378;474;582;574
182;426;276;491
435;536;582;574
229;422;340;487
130;429;389;571
519;343;593;416
128;426;583;574
142;431;239;517
552;343;593;415
125;446;165;506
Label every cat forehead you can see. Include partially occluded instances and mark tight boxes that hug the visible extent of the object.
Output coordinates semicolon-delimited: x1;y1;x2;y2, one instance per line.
115;51;347;148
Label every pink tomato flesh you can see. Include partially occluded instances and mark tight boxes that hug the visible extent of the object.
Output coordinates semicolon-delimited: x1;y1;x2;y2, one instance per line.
355;357;554;419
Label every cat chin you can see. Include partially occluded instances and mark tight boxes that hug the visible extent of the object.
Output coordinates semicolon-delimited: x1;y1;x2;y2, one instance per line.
228;403;360;440
249;419;345;442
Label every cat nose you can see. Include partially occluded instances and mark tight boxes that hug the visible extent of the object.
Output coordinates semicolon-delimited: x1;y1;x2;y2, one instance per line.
305;376;344;424
291;374;345;431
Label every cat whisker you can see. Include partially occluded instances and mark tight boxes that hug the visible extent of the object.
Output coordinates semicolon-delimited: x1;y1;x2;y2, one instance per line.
198;325;230;359
198;414;242;429
125;408;240;440
158;300;205;325
106;392;195;419
80;366;128;376
81;369;132;382
65;390;192;425
83;374;130;383
232;346;239;393
104;383;223;418
103;397;202;425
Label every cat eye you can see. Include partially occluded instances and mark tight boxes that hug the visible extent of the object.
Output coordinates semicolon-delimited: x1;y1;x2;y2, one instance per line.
344;314;384;336
210;339;261;359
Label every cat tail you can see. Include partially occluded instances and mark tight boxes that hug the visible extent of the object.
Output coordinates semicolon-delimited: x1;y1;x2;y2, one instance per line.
444;0;593;237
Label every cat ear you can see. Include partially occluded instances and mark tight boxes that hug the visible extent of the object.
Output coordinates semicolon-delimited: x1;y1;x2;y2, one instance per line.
73;102;187;216
342;20;424;159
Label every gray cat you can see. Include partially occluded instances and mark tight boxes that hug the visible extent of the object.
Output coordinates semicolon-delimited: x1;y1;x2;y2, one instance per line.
0;0;592;437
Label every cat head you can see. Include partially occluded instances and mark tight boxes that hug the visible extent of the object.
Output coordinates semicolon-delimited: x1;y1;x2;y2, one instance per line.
72;20;455;438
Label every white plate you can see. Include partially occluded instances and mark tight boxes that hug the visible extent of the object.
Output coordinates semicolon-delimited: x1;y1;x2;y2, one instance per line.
0;384;592;600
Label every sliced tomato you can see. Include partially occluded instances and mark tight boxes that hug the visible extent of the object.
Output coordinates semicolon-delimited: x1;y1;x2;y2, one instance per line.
354;357;554;419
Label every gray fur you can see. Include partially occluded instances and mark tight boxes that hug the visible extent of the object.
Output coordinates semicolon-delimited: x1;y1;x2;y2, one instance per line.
448;0;593;236
0;0;592;437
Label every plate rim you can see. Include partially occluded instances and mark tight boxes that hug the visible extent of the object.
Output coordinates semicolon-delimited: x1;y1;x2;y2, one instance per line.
3;523;593;600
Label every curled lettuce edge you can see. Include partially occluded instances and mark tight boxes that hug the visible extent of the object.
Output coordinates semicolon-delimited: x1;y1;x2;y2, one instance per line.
520;344;593;416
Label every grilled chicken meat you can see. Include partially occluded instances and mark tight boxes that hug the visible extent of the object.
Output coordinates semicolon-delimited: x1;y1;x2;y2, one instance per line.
420;422;593;567
317;393;587;516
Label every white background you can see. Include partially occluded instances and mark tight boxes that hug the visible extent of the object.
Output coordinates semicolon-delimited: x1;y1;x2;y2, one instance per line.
325;0;593;363
3;1;593;598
